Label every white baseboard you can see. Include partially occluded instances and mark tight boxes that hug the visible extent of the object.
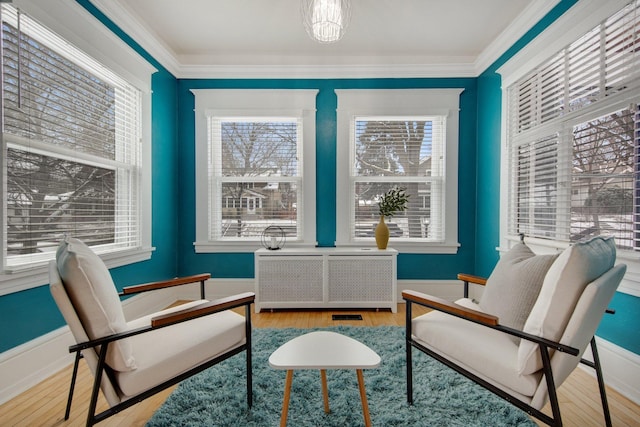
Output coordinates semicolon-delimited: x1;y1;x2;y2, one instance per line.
0;327;76;405
1;278;637;409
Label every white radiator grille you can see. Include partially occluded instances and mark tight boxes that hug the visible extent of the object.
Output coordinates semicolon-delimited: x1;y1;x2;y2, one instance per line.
258;257;324;302
328;257;393;302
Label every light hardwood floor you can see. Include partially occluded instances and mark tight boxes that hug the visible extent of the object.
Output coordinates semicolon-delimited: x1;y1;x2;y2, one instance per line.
1;304;638;426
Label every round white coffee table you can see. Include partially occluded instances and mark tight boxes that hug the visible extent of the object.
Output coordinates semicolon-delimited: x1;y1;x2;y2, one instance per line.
268;330;381;427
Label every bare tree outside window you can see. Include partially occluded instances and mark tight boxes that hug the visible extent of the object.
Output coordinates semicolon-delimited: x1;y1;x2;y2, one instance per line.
216;120;299;238
353;119;441;240
571;108;636;248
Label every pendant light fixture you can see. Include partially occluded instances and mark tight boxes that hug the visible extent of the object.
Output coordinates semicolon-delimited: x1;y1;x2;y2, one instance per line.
301;0;352;44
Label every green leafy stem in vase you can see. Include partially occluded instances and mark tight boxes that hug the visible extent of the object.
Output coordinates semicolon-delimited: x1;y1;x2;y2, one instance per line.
378;186;409;218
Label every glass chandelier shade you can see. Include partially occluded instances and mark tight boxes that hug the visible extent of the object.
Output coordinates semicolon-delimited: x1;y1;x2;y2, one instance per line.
301;0;352;43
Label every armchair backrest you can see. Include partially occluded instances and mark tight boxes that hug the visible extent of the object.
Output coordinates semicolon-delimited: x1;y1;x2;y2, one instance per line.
55;237;137;373
49;260;123;406
517;236;617;376
530;262;626;409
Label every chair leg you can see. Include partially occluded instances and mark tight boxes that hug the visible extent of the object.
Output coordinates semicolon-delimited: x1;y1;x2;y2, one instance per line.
245;304;253;408
86;344;109;427
590;337;612;427
405;301;413;405
539;344;562;427
65;351;83;420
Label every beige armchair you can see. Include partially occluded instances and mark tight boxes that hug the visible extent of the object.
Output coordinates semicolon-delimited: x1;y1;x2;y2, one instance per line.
49;237;254;426
403;236;625;427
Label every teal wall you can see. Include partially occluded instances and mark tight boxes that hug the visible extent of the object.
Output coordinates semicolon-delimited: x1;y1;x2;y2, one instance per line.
0;0;637;358
175;79;477;280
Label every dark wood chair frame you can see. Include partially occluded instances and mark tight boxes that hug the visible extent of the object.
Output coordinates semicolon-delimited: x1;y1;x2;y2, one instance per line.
404;273;613;427
62;273;254;426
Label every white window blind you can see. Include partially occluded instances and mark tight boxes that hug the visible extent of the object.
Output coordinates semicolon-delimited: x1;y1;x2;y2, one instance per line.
506;0;640;251
208;117;303;240
2;5;142;268
351;117;446;242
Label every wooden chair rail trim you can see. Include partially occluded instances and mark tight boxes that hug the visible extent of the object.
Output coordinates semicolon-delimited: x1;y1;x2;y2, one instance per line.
457;273;487;286
120;273;211;295
402;289;498;326
151;292;255;328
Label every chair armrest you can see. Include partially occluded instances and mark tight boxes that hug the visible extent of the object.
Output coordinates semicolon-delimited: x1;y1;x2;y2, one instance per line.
457;273;487;298
119;273;211;295
457;273;487;286
402;290;498;326
151;292;255;328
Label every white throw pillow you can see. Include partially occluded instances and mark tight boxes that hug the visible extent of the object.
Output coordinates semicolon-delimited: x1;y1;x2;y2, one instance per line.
56;237;137;371
517;236;616;375
479;243;558;340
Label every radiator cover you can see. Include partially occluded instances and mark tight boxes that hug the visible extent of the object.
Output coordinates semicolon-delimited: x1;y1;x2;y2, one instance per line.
255;247;397;313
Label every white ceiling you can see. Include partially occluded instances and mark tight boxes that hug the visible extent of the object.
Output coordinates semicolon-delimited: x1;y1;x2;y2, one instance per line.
91;0;559;79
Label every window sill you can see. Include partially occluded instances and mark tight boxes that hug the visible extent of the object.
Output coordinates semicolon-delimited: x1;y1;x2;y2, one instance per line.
194;241;317;253
0;246;154;296
336;241;460;254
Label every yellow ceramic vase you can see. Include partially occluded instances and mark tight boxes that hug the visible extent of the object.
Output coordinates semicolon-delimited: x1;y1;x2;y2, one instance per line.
375;216;390;249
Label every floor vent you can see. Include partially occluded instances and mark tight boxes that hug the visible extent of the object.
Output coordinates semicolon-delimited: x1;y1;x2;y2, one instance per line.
332;314;363;321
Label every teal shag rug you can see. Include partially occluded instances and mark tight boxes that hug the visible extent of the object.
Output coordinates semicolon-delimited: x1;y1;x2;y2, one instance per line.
147;326;535;426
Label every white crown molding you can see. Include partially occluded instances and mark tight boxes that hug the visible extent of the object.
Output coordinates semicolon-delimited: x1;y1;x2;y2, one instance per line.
89;0;182;76
178;62;478;79
474;0;560;74
90;0;558;79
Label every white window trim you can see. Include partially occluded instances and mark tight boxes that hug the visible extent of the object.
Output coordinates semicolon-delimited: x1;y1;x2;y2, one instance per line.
335;89;462;254
497;0;640;297
0;0;156;296
192;89;318;253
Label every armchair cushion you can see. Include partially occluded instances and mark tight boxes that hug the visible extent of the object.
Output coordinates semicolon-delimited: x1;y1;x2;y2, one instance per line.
518;236;616;375
56;237;137;372
412;297;541;397
479;243;558;338
116;302;246;397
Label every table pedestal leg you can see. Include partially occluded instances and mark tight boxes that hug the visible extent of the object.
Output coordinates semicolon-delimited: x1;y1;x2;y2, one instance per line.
356;369;372;427
320;369;330;413
280;370;294;427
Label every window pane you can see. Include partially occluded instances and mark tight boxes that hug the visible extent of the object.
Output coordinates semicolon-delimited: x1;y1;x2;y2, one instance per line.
351;117;445;242
511;135;559;238
7;148;115;255
218;182;298;238
211;117;302;241
571;108;635;248
353;181;440;241
220;121;298;177
354;120;438;177
2;20;116;159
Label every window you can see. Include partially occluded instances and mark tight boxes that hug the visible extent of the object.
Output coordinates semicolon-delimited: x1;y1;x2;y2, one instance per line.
335;89;462;253
193;89;318;252
502;1;640;253
1;1;154;293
